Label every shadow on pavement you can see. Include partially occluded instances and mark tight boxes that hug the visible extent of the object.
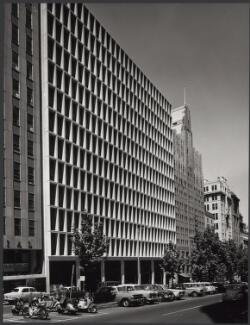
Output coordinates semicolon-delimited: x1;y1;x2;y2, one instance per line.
200;299;248;323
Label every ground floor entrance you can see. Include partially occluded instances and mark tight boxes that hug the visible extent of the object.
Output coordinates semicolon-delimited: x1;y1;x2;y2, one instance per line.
47;258;167;293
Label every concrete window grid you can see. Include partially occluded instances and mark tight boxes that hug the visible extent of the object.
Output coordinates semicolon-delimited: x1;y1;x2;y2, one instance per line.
46;3;175;258
3;4;43;251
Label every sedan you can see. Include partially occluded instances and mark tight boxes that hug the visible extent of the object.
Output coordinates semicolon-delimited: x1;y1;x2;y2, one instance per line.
146;284;175;302
166;287;185;300
4;287;44;304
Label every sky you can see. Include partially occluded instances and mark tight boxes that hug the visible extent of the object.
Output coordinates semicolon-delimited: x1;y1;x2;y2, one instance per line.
88;3;249;225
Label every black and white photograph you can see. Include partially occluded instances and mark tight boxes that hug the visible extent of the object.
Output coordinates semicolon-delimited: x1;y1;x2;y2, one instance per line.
1;1;249;323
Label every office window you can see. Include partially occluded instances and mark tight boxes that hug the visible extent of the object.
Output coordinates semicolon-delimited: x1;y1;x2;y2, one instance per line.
13;162;20;181
26;35;32;54
12;3;19;18
27;87;33;106
14;190;20;207
28;220;35;236
28;167;34;184
13;106;20;126
27;114;34;132
27;140;33;156
28;193;34;211
13;134;20;152
26;8;32;29
12;50;19;70
13;79;20;98
27;62;33;80
14;218;21;236
12;24;19;44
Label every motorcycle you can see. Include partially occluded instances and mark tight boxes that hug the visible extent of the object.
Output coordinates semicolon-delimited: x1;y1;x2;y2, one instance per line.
11;299;29;316
22;298;49;320
77;297;97;313
57;296;78;315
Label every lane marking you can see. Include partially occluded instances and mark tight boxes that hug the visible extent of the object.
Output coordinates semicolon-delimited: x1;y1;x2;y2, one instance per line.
52;312;109;323
162;305;202;316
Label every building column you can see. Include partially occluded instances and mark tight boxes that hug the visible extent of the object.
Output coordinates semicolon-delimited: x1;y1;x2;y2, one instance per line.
75;258;80;289
137;259;141;285
151;260;155;284
121;260;125;284
163;270;166;286
44;257;50;293
101;259;105;283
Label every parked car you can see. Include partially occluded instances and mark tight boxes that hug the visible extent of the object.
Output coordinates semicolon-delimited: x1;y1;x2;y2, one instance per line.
212;282;227;293
94;286;117;303
147;284;175;302
203;284;217;295
124;284;159;304
222;283;248;303
4;287;45;304
182;283;205;297
112;285;145;307
164;286;185;300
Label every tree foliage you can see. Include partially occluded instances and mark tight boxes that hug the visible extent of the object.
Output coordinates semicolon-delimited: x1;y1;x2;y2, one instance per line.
72;214;109;268
161;242;184;286
237;246;248;282
191;227;248;282
191;227;225;281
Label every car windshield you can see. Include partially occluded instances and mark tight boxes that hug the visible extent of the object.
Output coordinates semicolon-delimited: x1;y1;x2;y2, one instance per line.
126;286;135;291
134;285;144;290
142;285;151;290
11;288;19;292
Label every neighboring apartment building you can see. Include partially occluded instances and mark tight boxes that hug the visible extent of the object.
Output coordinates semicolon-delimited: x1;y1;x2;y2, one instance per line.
239;214;248;249
204;177;241;244
204;211;215;229
39;3;175;291
3;3;45;292
172;105;204;274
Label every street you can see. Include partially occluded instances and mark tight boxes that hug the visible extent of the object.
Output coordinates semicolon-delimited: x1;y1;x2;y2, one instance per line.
3;293;248;323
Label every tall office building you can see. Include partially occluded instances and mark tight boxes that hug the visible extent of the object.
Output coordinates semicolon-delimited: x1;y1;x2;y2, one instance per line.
204;177;241;245
3;3;46;291
3;2;175;291
172;105;204;275
39;3;175;291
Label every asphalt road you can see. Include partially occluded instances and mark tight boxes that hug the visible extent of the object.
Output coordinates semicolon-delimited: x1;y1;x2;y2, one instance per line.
3;293;248;323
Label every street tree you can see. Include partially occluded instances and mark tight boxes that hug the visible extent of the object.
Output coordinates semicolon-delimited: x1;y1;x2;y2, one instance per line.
191;227;226;282
72;213;109;289
161;242;184;287
220;239;239;282
237;246;248;282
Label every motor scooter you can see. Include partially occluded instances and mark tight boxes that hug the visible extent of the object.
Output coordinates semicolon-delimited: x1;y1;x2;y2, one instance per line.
43;295;61;312
77;297;97;313
22;298;49;320
57;296;78;315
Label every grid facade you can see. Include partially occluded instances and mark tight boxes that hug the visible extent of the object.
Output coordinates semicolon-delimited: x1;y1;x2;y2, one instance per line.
40;2;175;271
3;3;45;290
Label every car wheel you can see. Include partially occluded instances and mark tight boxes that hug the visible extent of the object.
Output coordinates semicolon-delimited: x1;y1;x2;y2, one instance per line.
121;299;130;307
191;292;198;297
88;305;97;313
39;309;48;320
